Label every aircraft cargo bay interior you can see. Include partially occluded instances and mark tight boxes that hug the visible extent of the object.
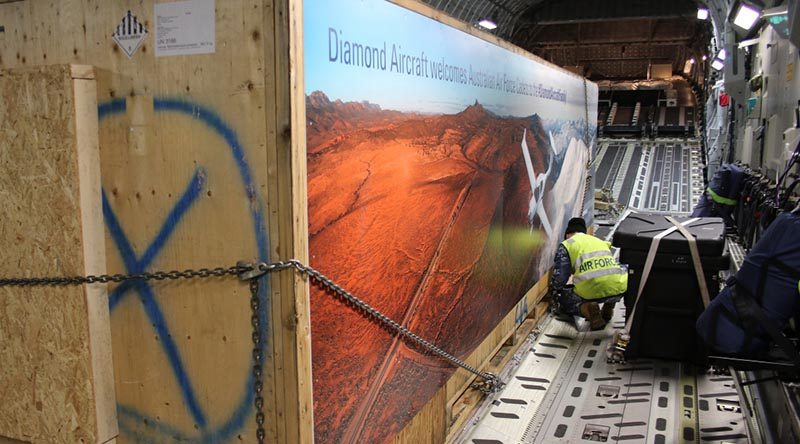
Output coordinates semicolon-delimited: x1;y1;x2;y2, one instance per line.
1;1;800;443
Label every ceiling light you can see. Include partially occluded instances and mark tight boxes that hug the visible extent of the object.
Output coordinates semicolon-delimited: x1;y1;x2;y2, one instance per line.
762;6;790;38
738;38;760;48
762;5;788;18
733;4;761;30
478;19;497;30
697;8;709;20
718;48;727;60
711;58;725;71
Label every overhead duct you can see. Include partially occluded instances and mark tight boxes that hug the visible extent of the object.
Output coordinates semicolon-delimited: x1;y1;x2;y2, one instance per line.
790;0;800;48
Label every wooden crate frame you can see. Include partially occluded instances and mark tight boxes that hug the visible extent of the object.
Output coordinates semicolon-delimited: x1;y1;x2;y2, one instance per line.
0;1;311;442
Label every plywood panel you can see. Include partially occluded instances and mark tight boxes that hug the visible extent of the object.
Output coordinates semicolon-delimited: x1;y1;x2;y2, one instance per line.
0;65;116;443
0;1;311;442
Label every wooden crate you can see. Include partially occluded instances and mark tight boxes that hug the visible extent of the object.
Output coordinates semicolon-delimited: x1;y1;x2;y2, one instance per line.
0;1;311;442
1;0;594;442
0;65;116;444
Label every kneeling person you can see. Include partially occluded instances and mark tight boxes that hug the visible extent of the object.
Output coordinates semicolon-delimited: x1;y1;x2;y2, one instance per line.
551;218;628;330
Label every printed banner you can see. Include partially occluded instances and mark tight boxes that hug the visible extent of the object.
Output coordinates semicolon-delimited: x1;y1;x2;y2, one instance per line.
304;0;598;442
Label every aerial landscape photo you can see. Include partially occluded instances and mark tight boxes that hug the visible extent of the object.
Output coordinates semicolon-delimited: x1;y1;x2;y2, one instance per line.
306;90;590;442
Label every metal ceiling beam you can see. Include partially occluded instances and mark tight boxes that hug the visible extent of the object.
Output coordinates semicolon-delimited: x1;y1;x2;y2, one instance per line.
536;14;692;25
649;19;662;41
559;56;675;62
525;0;697;25
536;14;695;25
531;39;693;48
419;0;708;81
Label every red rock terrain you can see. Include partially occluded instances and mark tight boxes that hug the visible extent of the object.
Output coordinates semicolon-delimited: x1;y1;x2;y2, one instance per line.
307;92;552;443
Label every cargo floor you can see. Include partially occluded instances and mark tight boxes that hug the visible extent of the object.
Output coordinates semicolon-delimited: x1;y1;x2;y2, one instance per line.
594;139;704;214
448;156;800;443
453;308;750;443
454;236;751;443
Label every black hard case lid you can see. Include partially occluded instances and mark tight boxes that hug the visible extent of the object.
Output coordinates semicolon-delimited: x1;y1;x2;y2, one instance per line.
619;250;730;271
612;214;726;256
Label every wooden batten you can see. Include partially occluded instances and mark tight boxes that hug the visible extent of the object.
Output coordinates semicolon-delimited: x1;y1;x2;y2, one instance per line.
286;0;315;441
0;64;117;443
0;1;312;442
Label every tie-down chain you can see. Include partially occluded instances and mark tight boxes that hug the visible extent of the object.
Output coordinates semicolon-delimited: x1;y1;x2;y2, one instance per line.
0;259;504;442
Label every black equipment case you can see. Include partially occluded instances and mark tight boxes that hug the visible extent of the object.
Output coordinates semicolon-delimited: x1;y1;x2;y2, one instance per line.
612;214;729;363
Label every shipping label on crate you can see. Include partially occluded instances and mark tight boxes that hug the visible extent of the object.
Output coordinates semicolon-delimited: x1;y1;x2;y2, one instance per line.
154;0;215;57
112;10;148;58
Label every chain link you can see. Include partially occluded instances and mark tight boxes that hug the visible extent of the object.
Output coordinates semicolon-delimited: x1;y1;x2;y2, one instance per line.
280;259;502;393
0;266;246;287
0;260;504;406
250;278;266;444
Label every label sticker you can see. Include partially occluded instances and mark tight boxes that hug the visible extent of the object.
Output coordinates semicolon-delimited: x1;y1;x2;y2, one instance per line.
155;0;215;57
112;11;148;58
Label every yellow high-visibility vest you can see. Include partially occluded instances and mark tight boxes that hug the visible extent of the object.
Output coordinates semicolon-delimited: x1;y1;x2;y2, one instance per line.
561;233;628;299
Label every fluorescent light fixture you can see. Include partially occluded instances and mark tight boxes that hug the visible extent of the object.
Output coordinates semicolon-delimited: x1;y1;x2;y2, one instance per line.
711;58;725;70
689;58;696;64
762;6;790;38
478;19;497;30
762;5;788;18
733;3;761;30
738;38;760;48
718;48;727;60
697;8;709;20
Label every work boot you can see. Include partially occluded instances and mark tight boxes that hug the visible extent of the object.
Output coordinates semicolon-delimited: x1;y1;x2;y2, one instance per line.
579;302;605;331
552;306;574;323
602;302;616;322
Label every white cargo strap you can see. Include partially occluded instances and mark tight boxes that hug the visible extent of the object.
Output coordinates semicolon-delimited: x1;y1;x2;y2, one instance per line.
624;217;700;332
665;216;711;308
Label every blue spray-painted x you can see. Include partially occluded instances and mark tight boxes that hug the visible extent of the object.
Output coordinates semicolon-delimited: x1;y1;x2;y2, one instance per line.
102;169;209;427
99;97;270;442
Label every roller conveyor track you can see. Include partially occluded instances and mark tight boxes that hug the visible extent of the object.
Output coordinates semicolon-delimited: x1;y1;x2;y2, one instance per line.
613;107;634;126
656;107;696;135
595;142;642;207
595;139;703;215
